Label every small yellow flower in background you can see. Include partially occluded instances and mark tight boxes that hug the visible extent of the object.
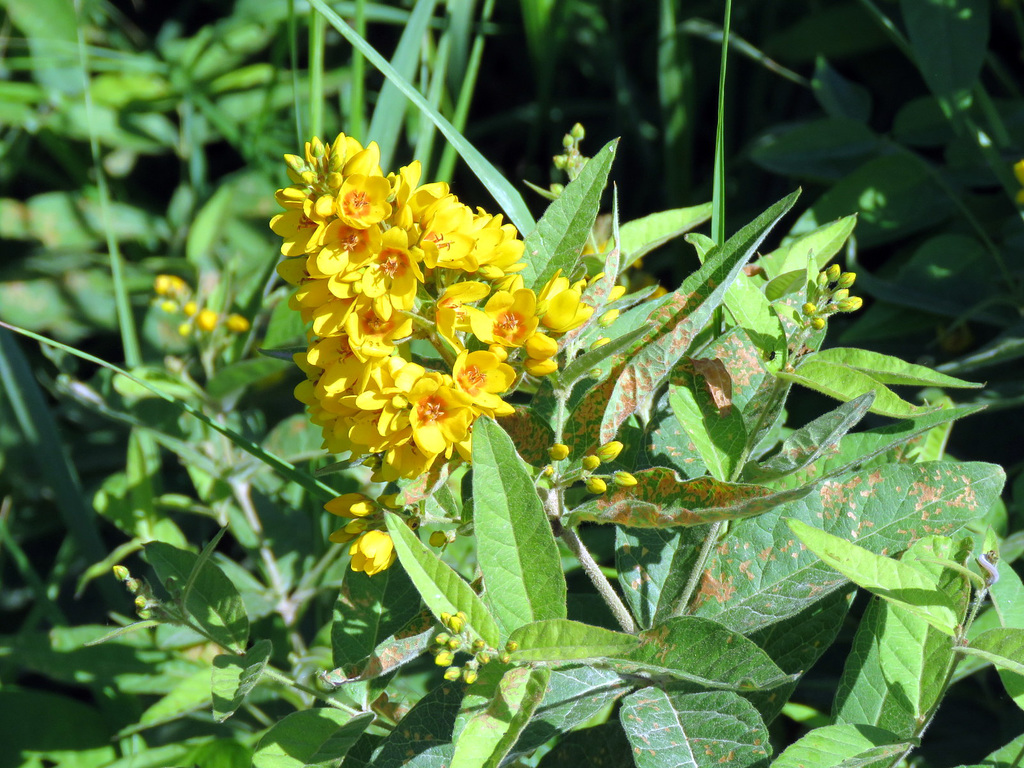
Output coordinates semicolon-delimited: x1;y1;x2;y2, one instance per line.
325;493;377;519
1015;160;1024;204
225;314;250;333
196;309;219;332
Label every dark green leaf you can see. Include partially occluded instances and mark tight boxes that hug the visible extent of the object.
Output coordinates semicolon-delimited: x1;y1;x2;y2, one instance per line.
252;709;373;768
536;721;633;768
373;682;464;766
617;525;704;630
961;628;1024;678
812;57;872;122
212;639;272;722
145;541;250;652
751;119;880;180
901;0;988;111
331;565;422;670
472;417;566;637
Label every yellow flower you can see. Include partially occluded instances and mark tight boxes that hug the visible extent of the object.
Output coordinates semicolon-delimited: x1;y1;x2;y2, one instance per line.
226;314;250;333
536;271;593;334
468;289;540;348
338;174;393;229
348;530;397;575
452;350;515;417
344;306;413;361
435;281;490;353
313;222;381;275
196;309;219;332
408;373;474;456
360;227;424;319
270;209;320;256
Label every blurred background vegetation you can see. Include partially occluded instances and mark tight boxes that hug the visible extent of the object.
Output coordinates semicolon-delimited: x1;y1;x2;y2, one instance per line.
1;1;1023;766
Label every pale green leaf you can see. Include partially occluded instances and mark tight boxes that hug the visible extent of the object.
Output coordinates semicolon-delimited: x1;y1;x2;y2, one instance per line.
211;639;272;722
619;203;713;264
507;619;640;663
778;359;929;419
788;519;958;635
811;348;981;388
472;417;566;637
385;511;501;648
760;214;857;279
252;709;373;768
772;724;907;768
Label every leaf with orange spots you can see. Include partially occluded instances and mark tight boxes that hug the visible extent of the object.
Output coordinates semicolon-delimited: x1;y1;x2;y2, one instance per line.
596;191;799;445
619;689;771;768
331;566;423;670
692;461;1005;634
616;525;705;629
496;406;555;467
603;616;795;691
566;467;813;528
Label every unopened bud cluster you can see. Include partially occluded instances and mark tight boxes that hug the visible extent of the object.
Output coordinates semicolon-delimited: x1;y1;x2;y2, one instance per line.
431;611;519;684
552;123;589;182
543;439;635;495
153;274;250;337
803;264;862;331
113;564;160;620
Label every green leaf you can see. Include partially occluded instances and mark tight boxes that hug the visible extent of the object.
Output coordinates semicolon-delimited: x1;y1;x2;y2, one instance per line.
752;120;880;181
772;724;907;768
961;628;1024;678
145;541;249;652
760;214;858;280
567;467;812;528
251;709;373;768
206;357;290;399
747;393;874;482
450;667;550;768
788;154;952;248
520;138;617;291
617;526;704;630
810;348;981;388
511;666;631;759
385;511;501;649
619;203;713;264
495;407;555;466
472;417;566;637
788;519;959;635
559;324;648;386
536;721;634;768
812;57;872;122
778;359;930;419
321;613;434;686
608;616;795;691
695;462;1004;634
129;668;212;733
901;0;988;112
211;639;272;723
668;375;746;482
331;565;423;670
0;690;115;767
565;190;799;453
507;619;640;663
620;689;771;768
373;682;463;766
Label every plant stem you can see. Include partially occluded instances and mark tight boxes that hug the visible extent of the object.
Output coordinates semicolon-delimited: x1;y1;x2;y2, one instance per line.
262;665;363;714
556;521;636;634
671;520;722;618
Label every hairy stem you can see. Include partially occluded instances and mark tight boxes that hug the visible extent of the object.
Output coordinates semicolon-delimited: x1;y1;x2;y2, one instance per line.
556;521;636;634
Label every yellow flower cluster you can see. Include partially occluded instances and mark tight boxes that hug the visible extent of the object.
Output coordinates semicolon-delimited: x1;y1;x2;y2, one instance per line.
153;274;250;336
271;134;594;487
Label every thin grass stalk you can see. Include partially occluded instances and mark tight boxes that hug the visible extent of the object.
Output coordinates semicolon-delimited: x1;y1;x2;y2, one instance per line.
350;0;367;141
436;0;496;183
309;9;326;140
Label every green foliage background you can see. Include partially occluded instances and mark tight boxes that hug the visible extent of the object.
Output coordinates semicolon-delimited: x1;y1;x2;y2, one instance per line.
1;1;1023;767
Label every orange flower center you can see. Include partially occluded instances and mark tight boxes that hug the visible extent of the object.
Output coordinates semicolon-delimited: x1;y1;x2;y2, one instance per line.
496;311;521;335
425;231;451;250
379;249;406;278
345;191;370;216
418;396;446;424
459;366;486;393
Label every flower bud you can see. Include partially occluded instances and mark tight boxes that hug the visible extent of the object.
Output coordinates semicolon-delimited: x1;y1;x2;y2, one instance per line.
177;323;191;337
440;611;452;626
526;333;558;360
499;652;511;664
596;441;623;462
553;155;568;170
160;300;177;313
448;612;467;634
225;314;250;333
434;650;455;667
443;666;461;681
589;337;610;350
599;309;619;327
608;284;626;302
825;264;841;282
429;531;448;548
582;455;601;471
435;633;451;645
817;272;829;289
571;122;586;140
505;640;519;652
447;637;462;651
471;639;486;653
831;289;849;302
562;134;574;149
811;317;826;330
836;271;856;289
113;565;129;581
837;296;863;313
542;466;554;477
477;651;492;665
586;476;608;494
197;309;219;332
802;302;817;317
525;357;558;377
549;183;564;196
134;595;149;611
613;471;638;487
462;669;478;684
183;301;198;317
549;444;570;461
488;345;508;362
